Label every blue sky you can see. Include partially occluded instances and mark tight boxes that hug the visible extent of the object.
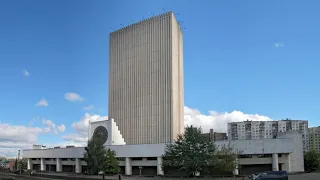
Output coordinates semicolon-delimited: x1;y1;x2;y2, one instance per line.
0;0;319;156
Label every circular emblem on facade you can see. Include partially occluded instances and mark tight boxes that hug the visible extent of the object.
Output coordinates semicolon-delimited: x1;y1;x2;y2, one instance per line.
92;126;108;144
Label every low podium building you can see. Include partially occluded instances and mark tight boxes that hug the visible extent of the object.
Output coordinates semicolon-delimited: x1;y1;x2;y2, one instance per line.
23;119;305;175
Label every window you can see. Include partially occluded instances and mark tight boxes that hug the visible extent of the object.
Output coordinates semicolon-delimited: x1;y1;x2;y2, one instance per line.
257;154;272;158
239;155;252;158
147;157;157;160
117;157;125;161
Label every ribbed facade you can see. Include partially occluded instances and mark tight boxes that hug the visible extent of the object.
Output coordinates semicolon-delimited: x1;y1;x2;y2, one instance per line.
108;12;184;144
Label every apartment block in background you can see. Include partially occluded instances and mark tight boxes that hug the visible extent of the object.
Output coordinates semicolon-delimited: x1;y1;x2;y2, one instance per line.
227;119;309;151
308;126;320;152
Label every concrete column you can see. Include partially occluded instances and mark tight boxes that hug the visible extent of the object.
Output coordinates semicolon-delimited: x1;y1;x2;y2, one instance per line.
272;153;279;171
287;154;291;172
233;158;239;175
75;158;82;173
27;158;32;170
56;158;62;172
40;158;46;171
157;157;164;176
125;157;132;175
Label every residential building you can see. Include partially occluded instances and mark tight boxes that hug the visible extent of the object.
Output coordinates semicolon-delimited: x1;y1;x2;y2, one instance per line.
108;12;184;144
214;132;228;141
202;129;228;141
308;126;320;152
227;119;309;151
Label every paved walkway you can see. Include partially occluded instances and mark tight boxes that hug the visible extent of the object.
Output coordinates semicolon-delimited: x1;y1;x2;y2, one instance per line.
289;173;320;180
34;172;119;179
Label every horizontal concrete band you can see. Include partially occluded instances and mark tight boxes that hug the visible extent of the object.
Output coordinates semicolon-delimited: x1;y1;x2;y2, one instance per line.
23;138;294;158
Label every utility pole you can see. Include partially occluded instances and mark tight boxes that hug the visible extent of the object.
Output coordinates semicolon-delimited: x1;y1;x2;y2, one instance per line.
18;150;21;175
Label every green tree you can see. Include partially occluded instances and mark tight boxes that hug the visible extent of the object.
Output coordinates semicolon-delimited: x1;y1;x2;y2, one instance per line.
105;149;120;174
18;158;28;170
162;126;240;177
83;137;120;176
14;158;18;170
212;143;241;175
162;126;217;176
304;150;320;172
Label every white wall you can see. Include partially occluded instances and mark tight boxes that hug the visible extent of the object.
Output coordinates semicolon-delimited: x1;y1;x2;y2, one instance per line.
24;137;299;158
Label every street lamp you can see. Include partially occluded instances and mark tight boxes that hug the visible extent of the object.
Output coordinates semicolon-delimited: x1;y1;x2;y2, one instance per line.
138;166;142;176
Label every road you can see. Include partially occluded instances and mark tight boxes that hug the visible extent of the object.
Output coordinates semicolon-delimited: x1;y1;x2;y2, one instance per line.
1;172;319;180
289;173;320;180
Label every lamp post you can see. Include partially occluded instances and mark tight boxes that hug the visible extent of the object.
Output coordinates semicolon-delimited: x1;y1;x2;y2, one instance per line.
38;165;41;176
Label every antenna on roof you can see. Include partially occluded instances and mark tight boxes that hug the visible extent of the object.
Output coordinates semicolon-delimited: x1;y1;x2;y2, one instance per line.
151;12;155;16
162;8;166;12
120;24;124;27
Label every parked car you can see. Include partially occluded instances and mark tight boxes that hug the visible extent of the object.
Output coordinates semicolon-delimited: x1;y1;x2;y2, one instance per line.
250;172;261;180
255;171;288;180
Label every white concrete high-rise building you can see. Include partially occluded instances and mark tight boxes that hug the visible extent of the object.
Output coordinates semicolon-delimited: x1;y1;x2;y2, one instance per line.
227;119;309;151
108;12;184;144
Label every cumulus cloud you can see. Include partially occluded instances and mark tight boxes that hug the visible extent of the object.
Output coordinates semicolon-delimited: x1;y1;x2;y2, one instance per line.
62;113;108;143
274;42;284;48
0;123;49;157
0;106;273;157
42;119;65;134
184;106;272;133
45;141;87;149
0;124;44;143
63;107;272;143
22;69;30;77
64;92;84;102
71;113;107;136
83;105;94;111
61;134;88;143
57;124;66;133
35;98;48;107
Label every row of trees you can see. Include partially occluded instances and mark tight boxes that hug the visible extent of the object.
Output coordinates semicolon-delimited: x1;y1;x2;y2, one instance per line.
84;126;240;177
162;126;240;176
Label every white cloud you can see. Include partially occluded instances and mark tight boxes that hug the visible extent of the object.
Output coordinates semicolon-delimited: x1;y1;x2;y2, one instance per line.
83;105;94;111
42;119;65;134
62;113;108;143
0;106;273;157
35;98;48;107
274;42;284;48
0;124;44;143
61;134;88;143
71;113;107;135
0;123;49;157
45;141;87;149
22;69;30;77
64;92;84;102
57;124;65;133
184;106;272;133
28;116;41;126
64;107;272;143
